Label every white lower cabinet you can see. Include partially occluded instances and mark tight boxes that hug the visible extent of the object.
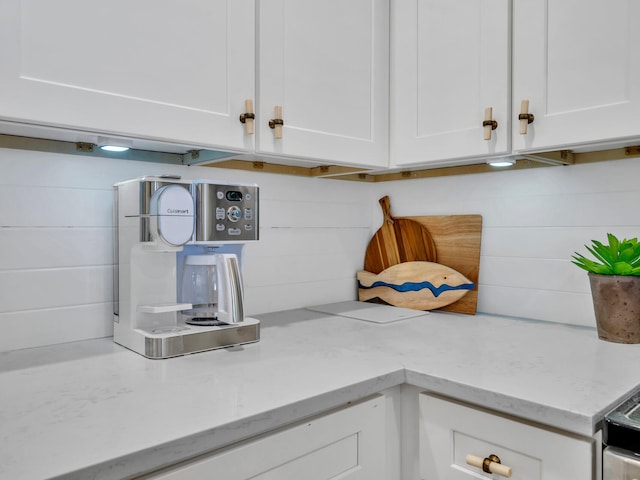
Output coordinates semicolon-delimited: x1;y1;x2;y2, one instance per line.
138;395;387;480
136;390;598;480
419;394;595;479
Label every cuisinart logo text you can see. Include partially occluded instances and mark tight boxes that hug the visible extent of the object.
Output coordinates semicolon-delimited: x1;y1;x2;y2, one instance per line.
167;208;190;214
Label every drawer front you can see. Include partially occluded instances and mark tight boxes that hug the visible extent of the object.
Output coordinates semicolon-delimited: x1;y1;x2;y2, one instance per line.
139;395;386;480
419;394;594;479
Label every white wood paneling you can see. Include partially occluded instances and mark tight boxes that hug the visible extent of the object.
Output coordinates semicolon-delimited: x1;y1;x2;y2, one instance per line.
0;266;111;312
478;286;596;326
0;304;113;352
0;228;112;269
245;278;358;319
244;228;369;285
480;257;587;292
261;199;370;228
0;186;112;227
480;227;637;259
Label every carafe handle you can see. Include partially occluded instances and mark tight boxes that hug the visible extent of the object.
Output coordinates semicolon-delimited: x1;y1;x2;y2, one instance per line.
218;254;244;323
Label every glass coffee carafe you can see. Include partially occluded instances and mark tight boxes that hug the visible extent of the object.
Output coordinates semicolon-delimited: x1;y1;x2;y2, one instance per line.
180;255;219;323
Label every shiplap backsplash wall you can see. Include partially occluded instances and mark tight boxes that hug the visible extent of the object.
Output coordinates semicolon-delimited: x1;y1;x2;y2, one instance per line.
373;156;640;327
0;148;372;352
2;147;640;353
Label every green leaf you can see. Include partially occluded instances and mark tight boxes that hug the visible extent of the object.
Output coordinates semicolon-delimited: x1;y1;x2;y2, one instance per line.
586;244;612;266
613;262;633;275
571;260;592;272
619;246;637;263
593;264;614;274
608;233;620;261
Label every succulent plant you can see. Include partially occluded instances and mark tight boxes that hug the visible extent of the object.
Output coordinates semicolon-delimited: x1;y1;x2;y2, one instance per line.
572;233;640;276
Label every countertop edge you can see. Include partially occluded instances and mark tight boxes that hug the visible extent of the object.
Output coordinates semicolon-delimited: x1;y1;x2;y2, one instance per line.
403;369;595;437
53;369;407;480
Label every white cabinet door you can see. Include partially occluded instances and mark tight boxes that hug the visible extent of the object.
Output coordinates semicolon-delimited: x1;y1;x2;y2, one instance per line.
391;0;510;168
257;0;389;168
419;394;594;479
513;0;640;153
0;0;254;151
139;395;387;480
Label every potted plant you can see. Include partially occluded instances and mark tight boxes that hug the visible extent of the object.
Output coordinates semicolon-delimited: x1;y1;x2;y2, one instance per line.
572;233;640;343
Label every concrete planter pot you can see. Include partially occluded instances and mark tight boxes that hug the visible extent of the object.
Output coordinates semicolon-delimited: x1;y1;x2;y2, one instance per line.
588;273;640;343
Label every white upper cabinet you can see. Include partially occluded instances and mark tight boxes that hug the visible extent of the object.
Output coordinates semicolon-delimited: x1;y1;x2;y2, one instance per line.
0;0;255;151
390;0;511;168
257;0;389;168
3;1;638;170
513;0;640;153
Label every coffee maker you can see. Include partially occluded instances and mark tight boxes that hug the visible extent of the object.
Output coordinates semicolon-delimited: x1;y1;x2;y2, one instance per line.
113;175;260;358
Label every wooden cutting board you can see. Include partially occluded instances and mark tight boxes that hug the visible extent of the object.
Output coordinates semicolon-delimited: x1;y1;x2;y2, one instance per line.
364;196;437;274
357;261;475;311
401;214;482;314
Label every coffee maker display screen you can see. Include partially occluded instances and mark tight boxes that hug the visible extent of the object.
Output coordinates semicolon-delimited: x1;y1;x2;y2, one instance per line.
226;191;243;202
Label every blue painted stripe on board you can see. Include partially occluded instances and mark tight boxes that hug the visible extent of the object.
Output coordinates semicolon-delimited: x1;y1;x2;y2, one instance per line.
358;280;475;298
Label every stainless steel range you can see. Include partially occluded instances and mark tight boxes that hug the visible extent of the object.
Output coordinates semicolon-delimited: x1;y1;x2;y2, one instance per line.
603;392;640;479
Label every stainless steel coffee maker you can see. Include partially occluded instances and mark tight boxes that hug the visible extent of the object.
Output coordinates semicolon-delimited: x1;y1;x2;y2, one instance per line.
113;176;259;358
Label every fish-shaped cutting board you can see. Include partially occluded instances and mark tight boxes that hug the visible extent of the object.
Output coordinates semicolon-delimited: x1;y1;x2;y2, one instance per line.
357;261;475;311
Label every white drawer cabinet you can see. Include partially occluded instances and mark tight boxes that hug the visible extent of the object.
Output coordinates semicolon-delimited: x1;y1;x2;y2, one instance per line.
138;395;387;480
419;394;595;479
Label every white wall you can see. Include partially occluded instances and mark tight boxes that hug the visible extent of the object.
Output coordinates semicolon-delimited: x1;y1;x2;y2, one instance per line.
0;148;372;352
2;147;639;353
373;157;640;327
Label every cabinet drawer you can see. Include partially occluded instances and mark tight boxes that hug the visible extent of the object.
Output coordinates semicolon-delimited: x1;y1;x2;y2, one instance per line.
139;395;386;480
419;394;594;479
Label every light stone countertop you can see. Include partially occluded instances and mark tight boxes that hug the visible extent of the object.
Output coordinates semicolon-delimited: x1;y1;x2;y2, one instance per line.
2;306;640;480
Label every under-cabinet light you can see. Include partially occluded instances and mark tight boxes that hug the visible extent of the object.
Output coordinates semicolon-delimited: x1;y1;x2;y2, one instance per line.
100;145;130;152
98;136;132;152
487;157;516;167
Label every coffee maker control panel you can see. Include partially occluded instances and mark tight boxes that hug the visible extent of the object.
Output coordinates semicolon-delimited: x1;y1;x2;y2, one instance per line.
194;182;258;243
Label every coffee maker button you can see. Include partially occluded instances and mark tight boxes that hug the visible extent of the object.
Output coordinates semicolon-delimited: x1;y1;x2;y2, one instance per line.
216;223;225;231
216;207;225;220
228;228;242;236
217;191;224;200
244;208;253;220
244;224;253;231
227;206;242;222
